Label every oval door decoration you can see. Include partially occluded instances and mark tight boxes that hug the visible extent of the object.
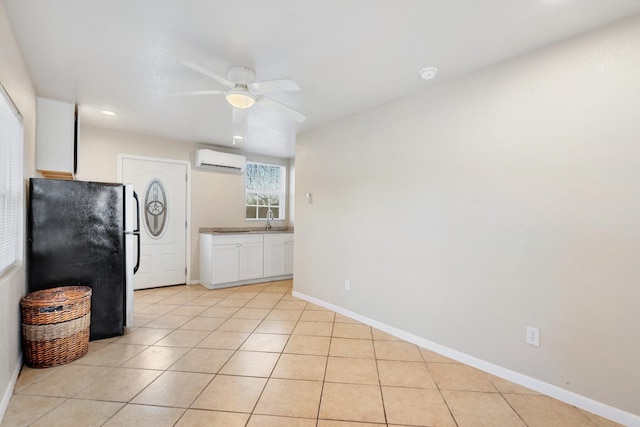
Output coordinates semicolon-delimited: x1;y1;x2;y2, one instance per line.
144;179;168;238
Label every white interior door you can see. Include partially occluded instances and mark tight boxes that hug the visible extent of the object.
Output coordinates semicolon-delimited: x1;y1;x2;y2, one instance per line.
122;157;188;289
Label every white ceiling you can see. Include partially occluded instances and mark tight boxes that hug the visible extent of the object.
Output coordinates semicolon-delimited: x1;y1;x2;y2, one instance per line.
5;1;640;158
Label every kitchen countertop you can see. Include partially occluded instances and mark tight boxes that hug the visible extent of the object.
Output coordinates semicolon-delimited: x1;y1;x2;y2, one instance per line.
199;227;294;235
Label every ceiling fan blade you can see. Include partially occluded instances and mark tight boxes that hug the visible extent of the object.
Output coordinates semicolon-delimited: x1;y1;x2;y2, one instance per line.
181;61;234;88
249;79;300;95
257;96;307;123
168;90;226;97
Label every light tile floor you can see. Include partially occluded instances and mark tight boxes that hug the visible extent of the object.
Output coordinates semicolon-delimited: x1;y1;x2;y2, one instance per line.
2;280;623;426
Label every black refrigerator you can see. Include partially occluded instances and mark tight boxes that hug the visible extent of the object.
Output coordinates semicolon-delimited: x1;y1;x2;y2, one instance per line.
27;178;140;340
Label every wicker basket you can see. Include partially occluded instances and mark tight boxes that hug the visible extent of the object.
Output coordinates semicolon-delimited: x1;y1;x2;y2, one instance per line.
21;286;92;368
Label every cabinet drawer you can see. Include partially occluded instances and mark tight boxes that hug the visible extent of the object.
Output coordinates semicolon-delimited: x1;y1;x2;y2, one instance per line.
263;233;294;244
211;234;264;246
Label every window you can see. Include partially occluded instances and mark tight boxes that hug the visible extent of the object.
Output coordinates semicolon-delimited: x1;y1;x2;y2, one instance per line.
245;161;286;220
0;83;24;276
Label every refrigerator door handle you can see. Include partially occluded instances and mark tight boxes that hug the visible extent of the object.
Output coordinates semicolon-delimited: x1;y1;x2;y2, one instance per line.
123;191;141;273
132;191;141;274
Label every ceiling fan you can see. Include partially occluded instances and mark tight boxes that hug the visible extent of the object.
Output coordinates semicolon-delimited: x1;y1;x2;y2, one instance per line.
174;61;307;123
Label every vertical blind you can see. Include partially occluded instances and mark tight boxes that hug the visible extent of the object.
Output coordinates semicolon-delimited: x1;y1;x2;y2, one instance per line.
0;83;24;276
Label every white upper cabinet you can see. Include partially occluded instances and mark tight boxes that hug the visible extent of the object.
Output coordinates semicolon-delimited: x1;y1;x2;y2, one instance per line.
36;97;77;179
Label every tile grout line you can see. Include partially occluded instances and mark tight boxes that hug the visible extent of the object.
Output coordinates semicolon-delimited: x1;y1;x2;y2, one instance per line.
108;284;226;426
236;282;297;423
422;356;454;426
183;281;302;424
371;329;389;427
313;317;335;425
107;281;287;426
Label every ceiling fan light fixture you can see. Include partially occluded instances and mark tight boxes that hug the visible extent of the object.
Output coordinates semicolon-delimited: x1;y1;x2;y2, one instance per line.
225;90;256;109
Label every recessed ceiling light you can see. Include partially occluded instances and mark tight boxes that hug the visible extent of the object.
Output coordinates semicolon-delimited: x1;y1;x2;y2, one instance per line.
101;110;117;116
419;67;438;80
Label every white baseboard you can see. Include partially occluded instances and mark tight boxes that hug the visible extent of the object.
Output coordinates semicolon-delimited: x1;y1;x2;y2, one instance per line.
0;355;22;424
293;291;640;427
200;275;293;290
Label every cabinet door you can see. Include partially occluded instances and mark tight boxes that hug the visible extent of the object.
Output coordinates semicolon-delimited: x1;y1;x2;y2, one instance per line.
199;234;213;286
36;97;76;178
264;239;286;277
239;242;264;280
284;241;294;275
212;244;239;284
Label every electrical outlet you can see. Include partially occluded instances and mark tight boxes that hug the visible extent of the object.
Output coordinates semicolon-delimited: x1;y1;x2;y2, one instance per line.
526;326;540;347
344;279;351;291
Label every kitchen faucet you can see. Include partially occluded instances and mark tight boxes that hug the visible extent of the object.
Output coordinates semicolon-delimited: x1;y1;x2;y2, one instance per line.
266;209;273;231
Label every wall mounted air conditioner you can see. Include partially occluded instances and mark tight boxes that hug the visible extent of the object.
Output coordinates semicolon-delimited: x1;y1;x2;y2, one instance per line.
195;148;246;173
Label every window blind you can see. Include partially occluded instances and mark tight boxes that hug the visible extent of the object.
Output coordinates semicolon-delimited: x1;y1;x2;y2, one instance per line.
0;83;24;276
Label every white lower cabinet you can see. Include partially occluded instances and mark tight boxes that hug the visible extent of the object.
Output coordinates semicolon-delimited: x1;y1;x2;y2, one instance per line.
210;243;240;284
238;240;264;281
200;232;293;289
264;233;295;277
285;240;294;275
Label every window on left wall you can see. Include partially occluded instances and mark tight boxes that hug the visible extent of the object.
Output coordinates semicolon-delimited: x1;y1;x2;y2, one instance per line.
0;83;24;276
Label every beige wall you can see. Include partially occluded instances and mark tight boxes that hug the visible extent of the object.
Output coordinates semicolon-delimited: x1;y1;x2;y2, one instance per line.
0;1;36;418
76;125;291;282
294;14;640;419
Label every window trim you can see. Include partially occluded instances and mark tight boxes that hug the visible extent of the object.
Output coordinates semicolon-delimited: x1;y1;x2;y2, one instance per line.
245;161;287;221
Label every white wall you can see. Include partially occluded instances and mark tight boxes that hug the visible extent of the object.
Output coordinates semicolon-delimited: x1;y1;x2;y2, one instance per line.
0;2;36;420
76;125;291;282
294;13;640;418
